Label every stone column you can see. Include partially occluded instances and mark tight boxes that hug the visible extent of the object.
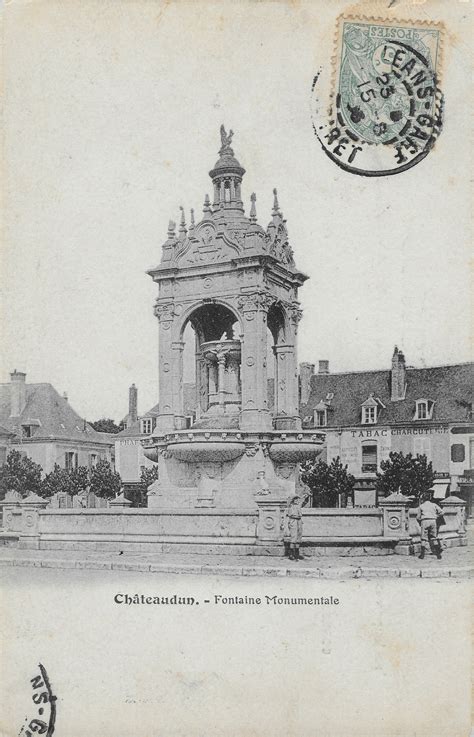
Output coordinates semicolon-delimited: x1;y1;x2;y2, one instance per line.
273;344;299;429
239;293;272;431
18;492;49;550
378;492;412;555
171;340;185;428
155;302;175;432
217;352;226;409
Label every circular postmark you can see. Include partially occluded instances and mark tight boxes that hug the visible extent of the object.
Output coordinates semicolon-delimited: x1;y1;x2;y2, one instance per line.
311;17;444;176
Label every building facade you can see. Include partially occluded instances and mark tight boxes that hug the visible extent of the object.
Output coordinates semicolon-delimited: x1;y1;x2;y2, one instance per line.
0;371;113;475
300;349;474;512
115;383;196;487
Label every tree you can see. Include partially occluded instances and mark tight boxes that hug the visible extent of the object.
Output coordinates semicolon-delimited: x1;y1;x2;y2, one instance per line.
375;451;435;500
300;457;355;508
139;465;159;492
40;464;89;499
0;450;43;499
89;418;123;434
89;459;122;500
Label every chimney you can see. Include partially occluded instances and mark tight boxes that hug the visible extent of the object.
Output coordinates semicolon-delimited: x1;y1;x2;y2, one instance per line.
10;370;27;417
391;346;406;401
62;392;68;402
318;360;329;375
128;383;138;425
299;363;314;405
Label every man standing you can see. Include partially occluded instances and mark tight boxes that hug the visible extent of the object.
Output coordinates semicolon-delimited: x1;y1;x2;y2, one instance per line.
417;491;444;560
286;492;310;561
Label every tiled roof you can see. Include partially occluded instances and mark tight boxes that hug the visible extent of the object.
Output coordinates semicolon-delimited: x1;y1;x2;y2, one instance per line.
301;363;473;428
0;382;112;445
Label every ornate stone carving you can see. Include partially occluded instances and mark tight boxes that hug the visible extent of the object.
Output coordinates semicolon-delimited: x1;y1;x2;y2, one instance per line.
154;301;174;321
244;443;259;457
237;292;277;313
267;223;295;266
289;302;303;324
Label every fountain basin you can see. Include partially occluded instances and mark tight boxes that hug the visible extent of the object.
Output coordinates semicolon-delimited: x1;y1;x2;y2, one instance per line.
167;441;245;463
268;441;323;464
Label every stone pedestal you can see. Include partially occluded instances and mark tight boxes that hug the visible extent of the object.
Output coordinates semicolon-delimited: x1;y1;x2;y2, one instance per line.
441;494;467;545
0;490;22;532
378;492;412;554
255;497;286;544
109;494;133;509
18;492;49;549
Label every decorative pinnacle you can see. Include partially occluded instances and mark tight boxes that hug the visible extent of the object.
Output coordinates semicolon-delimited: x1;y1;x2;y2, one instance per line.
179;206;187;235
272;188;280;215
250;192;257;222
190;208;195;228
203;194;211;213
167;219;176;238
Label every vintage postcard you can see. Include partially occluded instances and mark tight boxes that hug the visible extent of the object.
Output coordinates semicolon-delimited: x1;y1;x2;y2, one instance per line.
0;1;472;736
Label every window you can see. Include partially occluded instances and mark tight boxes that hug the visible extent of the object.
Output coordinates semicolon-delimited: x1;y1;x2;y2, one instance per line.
414;436;432;462
65;452;78;471
362;406;377;425
451;444;465;463
415;399;434;420
315;409;327;427
89;453;98;468
141;418;153;435
361;444;378;473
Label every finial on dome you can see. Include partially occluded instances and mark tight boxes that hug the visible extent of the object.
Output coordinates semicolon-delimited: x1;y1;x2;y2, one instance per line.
219;124;234;155
203;193;211;213
272;188;280;215
250;193;257;223
167;219;176;238
190;208;195;228
179;206;187;236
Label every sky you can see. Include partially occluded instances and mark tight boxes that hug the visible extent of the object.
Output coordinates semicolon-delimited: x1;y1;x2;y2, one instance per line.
1;1;471;423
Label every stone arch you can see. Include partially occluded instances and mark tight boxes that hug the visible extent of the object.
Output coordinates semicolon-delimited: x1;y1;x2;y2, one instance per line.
267;302;287;345
178;300;243;426
178;299;243;342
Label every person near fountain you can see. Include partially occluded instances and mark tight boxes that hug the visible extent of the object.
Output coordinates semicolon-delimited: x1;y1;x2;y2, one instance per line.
286;492;310;561
417;491;444;560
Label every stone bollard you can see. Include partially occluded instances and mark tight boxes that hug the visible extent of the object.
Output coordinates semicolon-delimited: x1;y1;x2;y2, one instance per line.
109;493;133;509
441;495;467;547
18;492;50;549
0;490;22;532
255;497;286;545
378;492;412;555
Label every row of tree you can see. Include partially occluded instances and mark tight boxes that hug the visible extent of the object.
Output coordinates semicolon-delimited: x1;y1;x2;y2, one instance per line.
300;451;436;506
0;449;435;505
0;450;159;501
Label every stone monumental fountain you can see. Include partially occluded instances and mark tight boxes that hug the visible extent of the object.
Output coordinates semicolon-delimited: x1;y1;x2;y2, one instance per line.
143;126;324;509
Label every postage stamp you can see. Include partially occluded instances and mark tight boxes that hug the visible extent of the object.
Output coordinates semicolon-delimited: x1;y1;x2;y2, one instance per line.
311;14;444;176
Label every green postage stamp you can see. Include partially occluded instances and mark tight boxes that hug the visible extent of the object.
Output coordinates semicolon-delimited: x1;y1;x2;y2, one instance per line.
311;15;444;176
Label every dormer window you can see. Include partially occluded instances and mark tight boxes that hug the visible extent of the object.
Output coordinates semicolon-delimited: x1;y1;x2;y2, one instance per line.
315;410;327;427
140;418;154;435
313;400;329;427
362;406;377;424
415;399;434;420
21;419;41;438
361;394;379;425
